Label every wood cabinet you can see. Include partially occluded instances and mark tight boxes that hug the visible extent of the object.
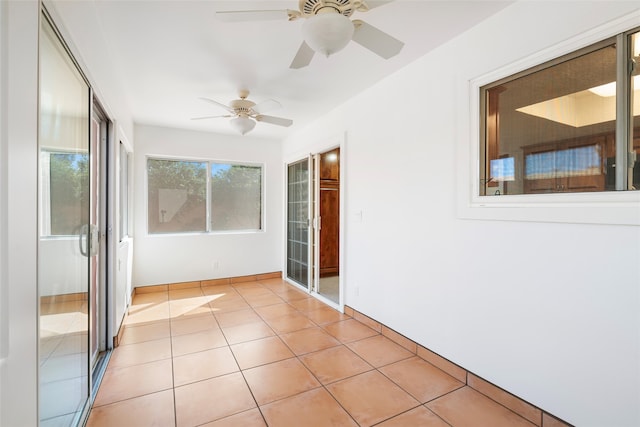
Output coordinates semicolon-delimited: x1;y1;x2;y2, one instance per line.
319;149;339;277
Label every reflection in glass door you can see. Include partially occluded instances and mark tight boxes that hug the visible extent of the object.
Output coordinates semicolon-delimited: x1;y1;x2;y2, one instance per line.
286;158;311;288
630;30;640;189
38;13;91;426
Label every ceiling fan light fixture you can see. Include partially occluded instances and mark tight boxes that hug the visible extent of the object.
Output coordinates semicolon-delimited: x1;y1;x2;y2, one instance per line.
302;12;354;57
230;116;256;135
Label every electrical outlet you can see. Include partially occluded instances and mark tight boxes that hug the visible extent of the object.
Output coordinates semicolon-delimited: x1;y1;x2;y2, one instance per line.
213;260;219;271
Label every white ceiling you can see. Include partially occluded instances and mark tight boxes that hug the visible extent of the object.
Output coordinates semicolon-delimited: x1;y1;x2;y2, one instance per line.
87;0;512;140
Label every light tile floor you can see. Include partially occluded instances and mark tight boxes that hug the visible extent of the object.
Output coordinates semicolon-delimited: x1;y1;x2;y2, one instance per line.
87;278;537;427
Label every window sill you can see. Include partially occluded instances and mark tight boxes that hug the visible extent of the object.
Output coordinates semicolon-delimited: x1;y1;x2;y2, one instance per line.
458;191;640;225
146;229;265;237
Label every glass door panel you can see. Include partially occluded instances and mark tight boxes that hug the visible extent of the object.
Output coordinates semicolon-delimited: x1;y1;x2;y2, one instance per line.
89;110;103;371
287;158;311;288
38;14;91;426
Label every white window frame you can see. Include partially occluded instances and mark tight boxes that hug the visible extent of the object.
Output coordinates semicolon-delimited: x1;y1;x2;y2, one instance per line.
146;155;265;235
459;11;640;226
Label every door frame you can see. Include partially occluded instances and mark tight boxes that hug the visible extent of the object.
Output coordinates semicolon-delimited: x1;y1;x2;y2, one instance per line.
283;134;345;311
313;147;341;306
89;98;111;379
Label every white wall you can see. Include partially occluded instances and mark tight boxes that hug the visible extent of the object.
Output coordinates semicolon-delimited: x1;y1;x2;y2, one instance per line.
283;2;640;426
132;124;283;287
0;2;40;425
115;239;133;329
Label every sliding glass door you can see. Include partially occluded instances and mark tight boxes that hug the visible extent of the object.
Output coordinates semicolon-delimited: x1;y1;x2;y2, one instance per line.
286;158;311;288
38;12;95;426
286;149;342;306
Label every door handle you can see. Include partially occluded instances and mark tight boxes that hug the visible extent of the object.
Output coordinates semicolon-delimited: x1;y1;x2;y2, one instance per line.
79;224;99;257
89;224;100;257
79;224;89;257
312;217;322;230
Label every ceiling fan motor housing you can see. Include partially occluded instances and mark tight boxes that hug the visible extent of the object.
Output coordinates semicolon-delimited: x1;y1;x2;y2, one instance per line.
230;99;256;116
300;0;355;17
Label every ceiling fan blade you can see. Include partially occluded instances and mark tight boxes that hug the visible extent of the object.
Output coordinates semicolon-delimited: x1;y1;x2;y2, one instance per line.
352;20;404;59
360;0;395;11
255;115;293;127
190;115;232;121
252;99;282;115
199;97;234;114
290;41;315;69
216;9;291;22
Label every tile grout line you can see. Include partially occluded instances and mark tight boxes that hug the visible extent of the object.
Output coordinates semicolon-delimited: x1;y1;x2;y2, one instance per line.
92;293;175;412
104;281;466;426
167;289;178;427
107;281;549;426
276;295;460;426
233;282;360;426
226;327;269;426
348;306;548;426
295;342;366;427
229;282;292;426
170;286;254;426
255;302;434;427
367;404;444;427
234;285;276;427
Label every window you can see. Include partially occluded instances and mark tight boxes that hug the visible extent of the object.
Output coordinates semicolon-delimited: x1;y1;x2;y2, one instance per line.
480;28;639;196
210;163;262;231
147;159;207;233
147;157;263;234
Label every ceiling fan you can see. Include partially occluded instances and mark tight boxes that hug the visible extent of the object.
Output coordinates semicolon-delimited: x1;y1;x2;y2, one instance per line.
192;90;293;135
216;0;404;69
